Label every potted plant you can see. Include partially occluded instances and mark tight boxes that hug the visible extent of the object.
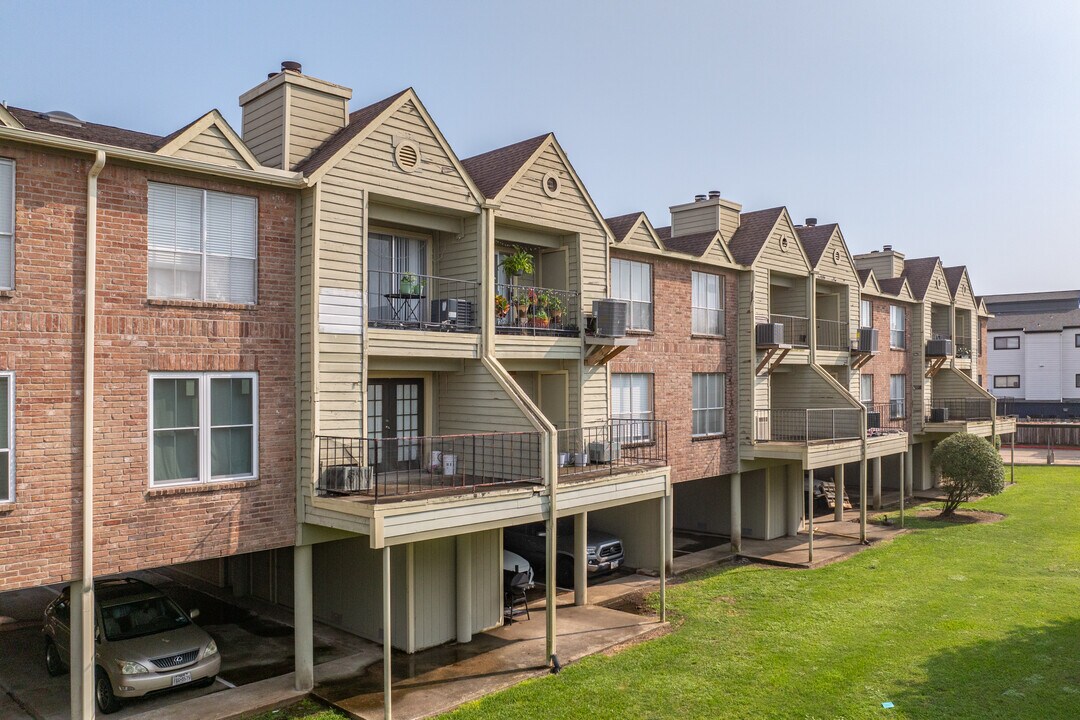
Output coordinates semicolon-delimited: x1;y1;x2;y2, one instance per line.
399;272;421;295
513;289;529;317
533;309;550;329
494;294;510;319
549;295;565;324
538;290;552;311
501;248;534;278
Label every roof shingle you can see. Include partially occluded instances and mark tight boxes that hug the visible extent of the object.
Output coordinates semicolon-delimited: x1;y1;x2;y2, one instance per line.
461;134;550;200
293;89;410;174
662;231;717;256
604;212;643;243
901;257;941;299
943;265;968;297
728;207;785;266
795;223;838;267
7;106;163;152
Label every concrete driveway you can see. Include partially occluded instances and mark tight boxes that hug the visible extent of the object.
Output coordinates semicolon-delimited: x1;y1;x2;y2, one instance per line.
0;570;369;720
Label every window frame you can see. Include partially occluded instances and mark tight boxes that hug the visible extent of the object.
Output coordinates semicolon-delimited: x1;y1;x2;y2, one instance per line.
691;372;726;438
611;372;654;443
993;375;1021;389
0;158;14;291
994;336;1020;350
610;257;653;332
860;298;872;328
0;371;12;504
1074;333;1080;348
691;271;725;336
148;371;259;488
859;373;874;410
889;305;906;349
889;374;906;419
147;182;259;305
1075;373;1080;389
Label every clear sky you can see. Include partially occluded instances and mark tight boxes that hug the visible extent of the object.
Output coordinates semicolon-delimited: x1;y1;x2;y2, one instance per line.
3;0;1078;294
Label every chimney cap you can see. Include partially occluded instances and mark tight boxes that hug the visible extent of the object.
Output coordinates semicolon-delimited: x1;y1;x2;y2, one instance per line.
281;60;302;73
883;244;893;251
694;194;707;203
708;190;722;199
805;217;817;227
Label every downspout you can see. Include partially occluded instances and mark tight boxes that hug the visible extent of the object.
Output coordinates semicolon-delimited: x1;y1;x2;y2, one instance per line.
79;149;106;719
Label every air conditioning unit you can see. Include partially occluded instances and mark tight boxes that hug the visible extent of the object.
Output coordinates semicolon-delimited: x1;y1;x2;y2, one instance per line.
926;338;954;357
852;327;879;353
866;411;881;430
588;441;621;464
430;299;474;328
319;464;372;493
592;299;629;337
929;407;949;423
756;322;785;346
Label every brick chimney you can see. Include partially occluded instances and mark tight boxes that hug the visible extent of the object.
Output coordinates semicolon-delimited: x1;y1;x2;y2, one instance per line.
668;190;742;240
239;61;352;170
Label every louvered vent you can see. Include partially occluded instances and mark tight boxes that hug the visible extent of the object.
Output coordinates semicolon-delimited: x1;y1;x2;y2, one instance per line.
394;141;420;172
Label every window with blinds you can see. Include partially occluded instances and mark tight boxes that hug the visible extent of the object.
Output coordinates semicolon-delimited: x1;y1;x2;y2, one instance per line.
612;373;653;442
890;374;906;419
692;271;724;335
147;183;257;304
611;258;653;331
0;372;12;503
0;159;13;290
860;374;874;409
692;373;725;437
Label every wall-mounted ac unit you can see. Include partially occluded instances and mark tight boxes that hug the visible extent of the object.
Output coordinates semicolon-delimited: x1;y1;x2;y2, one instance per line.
926;338;954;357
588;441;621;464
756;322;785;346
929;407;949;423
866;411;881;430
852;327;879;353
320;465;372;493
430;299;474;328
592;299;629;337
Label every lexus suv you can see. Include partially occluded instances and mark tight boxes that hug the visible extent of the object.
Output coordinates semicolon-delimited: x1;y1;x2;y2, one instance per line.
43;578;220;714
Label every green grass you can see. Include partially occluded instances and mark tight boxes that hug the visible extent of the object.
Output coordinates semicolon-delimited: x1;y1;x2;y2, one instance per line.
242;698;347;720
439;467;1080;720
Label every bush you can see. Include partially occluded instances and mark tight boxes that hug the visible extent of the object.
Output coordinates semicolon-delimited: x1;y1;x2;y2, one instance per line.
932;433;1005;516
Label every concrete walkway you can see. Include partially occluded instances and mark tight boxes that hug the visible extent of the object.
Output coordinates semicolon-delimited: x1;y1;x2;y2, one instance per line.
315;605;664;720
1000;447;1080;466
737;516;907;569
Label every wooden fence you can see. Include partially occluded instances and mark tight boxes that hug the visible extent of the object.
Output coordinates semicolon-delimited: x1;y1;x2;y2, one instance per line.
1014;422;1080;448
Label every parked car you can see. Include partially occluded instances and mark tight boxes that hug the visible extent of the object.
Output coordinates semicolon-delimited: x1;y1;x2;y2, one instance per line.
504;520;625;588
43;577;220;714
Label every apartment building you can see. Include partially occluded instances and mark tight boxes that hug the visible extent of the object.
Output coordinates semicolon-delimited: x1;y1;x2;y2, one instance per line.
0;101;302;716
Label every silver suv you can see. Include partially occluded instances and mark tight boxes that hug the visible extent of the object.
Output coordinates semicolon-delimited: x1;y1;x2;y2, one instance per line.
43;578;221;714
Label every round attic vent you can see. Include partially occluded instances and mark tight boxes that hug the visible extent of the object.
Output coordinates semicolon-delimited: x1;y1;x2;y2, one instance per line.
833;249;841;264
394;140;421;173
779;236;789;253
542;171;561;198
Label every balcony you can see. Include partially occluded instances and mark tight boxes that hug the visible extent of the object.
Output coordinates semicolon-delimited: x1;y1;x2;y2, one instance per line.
927;397;992;423
754;408;862;444
316;431;543;500
770;314;810;348
556;419;668;481
865;401;908;436
816;319;849;352
954;335;973;359
495;283;579;338
367;270;479;333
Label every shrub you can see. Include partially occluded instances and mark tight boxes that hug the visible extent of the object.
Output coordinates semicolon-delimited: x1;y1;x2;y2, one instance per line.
931;433;1005;516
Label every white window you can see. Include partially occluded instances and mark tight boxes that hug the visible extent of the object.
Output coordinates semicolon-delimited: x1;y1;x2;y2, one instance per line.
890;375;906;419
860;374;874;410
148;183;257;304
890;305;906;348
692;271;724;335
994;375;1020;389
860;299;872;328
692;373;725;437
611;258;652;331
611;373;653;442
0;159;13;290
368;231;429;325
994;336;1020;350
150;373;258;486
0;372;12;503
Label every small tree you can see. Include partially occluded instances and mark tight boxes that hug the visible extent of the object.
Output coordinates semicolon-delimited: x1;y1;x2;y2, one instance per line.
931;433;1005;517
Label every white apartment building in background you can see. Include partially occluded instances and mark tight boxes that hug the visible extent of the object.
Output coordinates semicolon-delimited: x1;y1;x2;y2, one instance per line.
985;290;1080;402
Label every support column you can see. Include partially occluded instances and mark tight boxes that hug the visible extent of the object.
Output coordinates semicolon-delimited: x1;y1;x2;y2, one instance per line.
786;465;801;536
730;472;742;553
294;544;314;692
833;464;845;522
873;456;882;510
905;444;914;498
659;495;667;623
807;468;815;563
456;534;473;643
70;579;92;720
573;512;587;607
899;453;906;529
859;457;868;543
382;547;392;720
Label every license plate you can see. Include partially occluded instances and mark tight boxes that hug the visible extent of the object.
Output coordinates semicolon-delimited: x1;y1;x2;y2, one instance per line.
610;559;621;570
171;671;192;687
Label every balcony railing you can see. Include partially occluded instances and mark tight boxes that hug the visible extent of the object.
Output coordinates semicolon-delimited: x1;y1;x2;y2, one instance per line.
771;314;810;347
755;408;862;444
865;402;908;436
955;336;973;359
928;397;993;422
367;270;480;332
556;419;667;479
316;431;543;499
496;283;580;337
816;319;849;351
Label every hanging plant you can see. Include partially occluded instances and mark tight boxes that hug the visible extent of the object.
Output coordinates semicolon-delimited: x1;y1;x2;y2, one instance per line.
501;248;535;278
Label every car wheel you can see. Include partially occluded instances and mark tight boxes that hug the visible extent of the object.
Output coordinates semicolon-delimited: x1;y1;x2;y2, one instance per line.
95;667;122;714
195;674;216;689
44;638;66;677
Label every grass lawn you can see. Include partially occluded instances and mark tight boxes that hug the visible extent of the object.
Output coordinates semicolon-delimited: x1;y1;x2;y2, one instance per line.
442;466;1080;719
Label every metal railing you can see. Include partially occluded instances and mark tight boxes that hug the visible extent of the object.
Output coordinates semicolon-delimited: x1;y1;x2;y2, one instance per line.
556;419;667;479
495;283;580;337
955;336;973;359
754;408;862;443
770;314;809;347
367;269;480;332
316;431;543;499
815;319;849;351
928;397;993;422
865;401;908;435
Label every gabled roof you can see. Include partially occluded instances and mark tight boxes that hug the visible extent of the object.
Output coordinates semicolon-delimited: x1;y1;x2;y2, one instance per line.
663;230;719;256
795;223;840;267
879;276;915;301
655;225;671;240
727;207;787;266
293;89;410;174
987;308;1080;333
6;105;163;152
605;212;644;243
858;268;883;294
154;109;260;170
460;134;550;200
943;265;969;298
900;256;942;299
983;289;1080;306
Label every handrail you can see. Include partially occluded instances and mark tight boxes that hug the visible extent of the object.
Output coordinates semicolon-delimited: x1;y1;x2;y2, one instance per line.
367;269;480;332
495;282;580;337
770;314;809;348
754;408;862;444
556;419;668;479
815;319;849;351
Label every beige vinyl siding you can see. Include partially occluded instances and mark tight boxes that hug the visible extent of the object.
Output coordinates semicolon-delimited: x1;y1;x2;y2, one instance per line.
242;89;286;170
738;272;757;445
671;205;722;237
436;219;480;285
412;537;456;650
770;366;856;410
621;221;661;252
437;362;535;434
581;364;608;425
171;125;252;169
704;238;733;264
288;85;347;169
470;529;503;634
932;367;987;400
298;188;316;508
313;539;409;649
331;100;476;214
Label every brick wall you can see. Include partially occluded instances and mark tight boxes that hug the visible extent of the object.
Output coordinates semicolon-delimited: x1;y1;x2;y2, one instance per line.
0;143;297;592
858;298;913;418
609;250;739;483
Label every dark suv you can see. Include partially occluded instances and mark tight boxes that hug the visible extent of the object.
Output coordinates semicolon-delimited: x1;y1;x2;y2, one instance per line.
504;520;625;588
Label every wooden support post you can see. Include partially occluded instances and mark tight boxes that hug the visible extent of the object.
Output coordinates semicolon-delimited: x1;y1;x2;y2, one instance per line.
574;512;587;607
873;456;882;510
834;464;845;522
807;468;814;564
659;495;667;623
730;472;742;553
899;453;906;529
859;458;868;544
382;546;392;720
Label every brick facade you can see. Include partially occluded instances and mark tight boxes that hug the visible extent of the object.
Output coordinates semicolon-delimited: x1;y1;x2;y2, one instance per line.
609;249;739;483
0;144;297;592
859;297;913;419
